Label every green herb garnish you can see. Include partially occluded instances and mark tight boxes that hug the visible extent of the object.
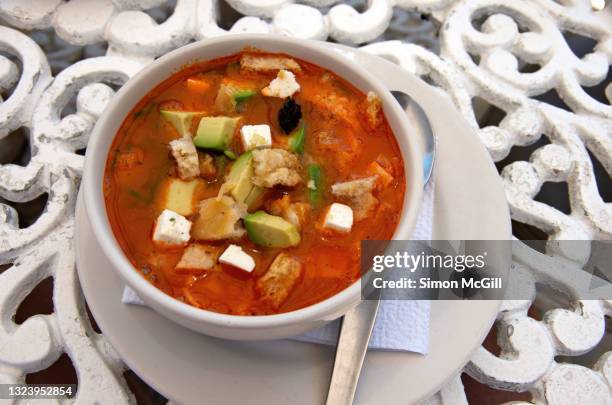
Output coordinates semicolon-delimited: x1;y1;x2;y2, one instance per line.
288;125;306;154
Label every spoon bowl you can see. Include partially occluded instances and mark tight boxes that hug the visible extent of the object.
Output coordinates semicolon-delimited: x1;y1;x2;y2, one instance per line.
392;90;436;185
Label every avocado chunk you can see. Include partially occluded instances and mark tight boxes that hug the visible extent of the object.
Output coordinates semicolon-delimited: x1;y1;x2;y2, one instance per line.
159;178;202;216
244;185;265;210
160;110;204;137
226;152;255;203
245;211;301;248
193;116;240;151
226;152;266;210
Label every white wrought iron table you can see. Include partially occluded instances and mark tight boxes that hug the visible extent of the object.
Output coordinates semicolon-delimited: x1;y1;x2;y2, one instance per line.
0;1;610;404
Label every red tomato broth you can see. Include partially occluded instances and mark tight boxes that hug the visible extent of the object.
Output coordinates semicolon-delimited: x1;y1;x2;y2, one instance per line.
104;51;406;315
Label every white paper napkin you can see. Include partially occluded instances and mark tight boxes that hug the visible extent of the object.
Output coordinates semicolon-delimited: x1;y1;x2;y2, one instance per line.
292;180;433;353
122;180;434;354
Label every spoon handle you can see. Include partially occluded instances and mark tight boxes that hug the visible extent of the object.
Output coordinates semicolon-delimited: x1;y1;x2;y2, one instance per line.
325;299;380;405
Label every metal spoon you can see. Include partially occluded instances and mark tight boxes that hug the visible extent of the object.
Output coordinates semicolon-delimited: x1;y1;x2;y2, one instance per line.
326;92;436;405
325;299;380;405
392;90;436;185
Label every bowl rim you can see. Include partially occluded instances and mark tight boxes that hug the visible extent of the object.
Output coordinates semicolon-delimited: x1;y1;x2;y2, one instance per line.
83;34;423;330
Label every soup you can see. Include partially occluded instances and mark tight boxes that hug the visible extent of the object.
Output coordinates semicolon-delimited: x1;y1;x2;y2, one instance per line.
104;51;406;315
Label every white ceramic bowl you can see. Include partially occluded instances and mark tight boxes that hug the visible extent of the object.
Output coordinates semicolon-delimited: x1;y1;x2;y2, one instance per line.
83;34;423;340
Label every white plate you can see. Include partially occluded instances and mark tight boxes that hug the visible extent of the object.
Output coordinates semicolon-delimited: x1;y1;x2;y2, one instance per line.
75;47;510;404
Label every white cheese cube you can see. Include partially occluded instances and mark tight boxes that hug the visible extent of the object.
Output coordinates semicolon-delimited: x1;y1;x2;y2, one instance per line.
152;209;192;246
323;203;353;233
219;244;256;273
261;69;300;98
240;124;272;151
